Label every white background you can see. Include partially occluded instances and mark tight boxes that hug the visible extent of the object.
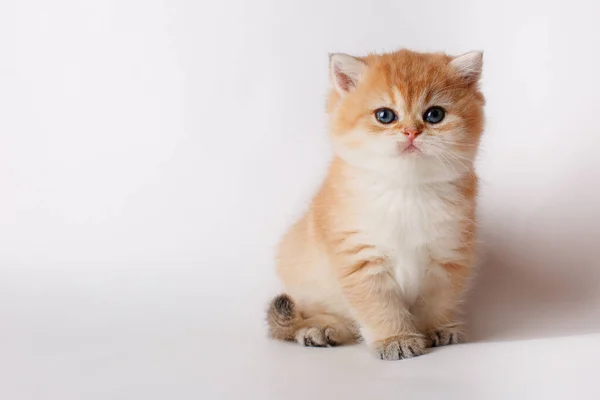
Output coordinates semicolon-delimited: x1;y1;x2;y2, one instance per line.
2;0;600;399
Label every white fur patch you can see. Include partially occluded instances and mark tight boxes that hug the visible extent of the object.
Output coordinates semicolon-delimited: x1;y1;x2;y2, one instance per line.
348;166;465;304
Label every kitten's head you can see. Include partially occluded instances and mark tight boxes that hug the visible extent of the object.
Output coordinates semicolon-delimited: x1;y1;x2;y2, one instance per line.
326;49;485;180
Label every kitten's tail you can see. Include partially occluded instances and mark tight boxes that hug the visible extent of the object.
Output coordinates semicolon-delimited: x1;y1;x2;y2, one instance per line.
266;293;299;341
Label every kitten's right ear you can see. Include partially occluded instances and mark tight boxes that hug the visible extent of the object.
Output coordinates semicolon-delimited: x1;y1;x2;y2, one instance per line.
329;53;366;94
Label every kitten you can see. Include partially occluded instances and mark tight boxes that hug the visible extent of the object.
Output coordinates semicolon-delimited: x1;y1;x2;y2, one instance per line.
267;49;485;360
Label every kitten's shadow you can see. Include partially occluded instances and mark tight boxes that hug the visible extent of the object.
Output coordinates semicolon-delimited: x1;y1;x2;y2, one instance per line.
465;204;600;343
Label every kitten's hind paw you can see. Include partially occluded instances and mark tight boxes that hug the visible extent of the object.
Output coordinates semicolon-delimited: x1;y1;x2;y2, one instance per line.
296;326;341;347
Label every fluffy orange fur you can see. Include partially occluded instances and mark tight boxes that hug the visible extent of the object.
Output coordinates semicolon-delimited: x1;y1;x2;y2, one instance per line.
267;48;485;360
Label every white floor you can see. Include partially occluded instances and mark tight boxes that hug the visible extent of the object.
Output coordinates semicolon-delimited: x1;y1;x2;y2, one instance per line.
2;266;599;400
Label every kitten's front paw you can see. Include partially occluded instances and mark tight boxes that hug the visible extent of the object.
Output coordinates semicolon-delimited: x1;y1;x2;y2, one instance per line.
373;334;427;361
427;325;465;347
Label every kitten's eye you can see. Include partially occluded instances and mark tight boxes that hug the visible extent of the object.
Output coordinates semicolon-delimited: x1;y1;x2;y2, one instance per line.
423;106;445;124
374;108;397;124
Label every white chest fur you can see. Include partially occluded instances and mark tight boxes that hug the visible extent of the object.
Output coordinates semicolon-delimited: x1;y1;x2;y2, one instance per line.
355;178;464;302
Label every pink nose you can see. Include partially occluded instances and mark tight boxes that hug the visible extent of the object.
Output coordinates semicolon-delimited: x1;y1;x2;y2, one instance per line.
404;128;422;141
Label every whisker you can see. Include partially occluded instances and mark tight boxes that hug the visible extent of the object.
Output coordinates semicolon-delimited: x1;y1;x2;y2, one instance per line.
426;144;459;177
439;151;460;177
424;141;474;175
441;149;472;162
432;151;451;177
441;150;471;171
424;142;474;163
434;139;477;147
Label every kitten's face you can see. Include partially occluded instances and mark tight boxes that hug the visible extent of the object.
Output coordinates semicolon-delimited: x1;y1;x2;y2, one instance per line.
327;50;485;178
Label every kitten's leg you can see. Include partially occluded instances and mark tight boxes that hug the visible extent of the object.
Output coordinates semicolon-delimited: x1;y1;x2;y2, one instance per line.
267;294;359;347
413;262;471;347
337;259;427;360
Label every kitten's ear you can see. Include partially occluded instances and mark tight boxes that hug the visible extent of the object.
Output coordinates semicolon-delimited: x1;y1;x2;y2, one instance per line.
329;53;367;94
450;51;483;83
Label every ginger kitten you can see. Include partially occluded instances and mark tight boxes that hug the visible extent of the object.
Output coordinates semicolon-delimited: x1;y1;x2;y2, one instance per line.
267;48;485;360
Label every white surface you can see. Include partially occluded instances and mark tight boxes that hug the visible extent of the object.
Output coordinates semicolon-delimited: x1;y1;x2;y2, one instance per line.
1;0;600;399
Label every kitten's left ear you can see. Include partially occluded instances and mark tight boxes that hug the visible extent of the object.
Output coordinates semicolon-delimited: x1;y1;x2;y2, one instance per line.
329;53;367;94
450;51;483;83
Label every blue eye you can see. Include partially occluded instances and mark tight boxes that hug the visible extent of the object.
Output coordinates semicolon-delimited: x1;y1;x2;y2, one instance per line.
423;106;445;124
374;108;397;124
